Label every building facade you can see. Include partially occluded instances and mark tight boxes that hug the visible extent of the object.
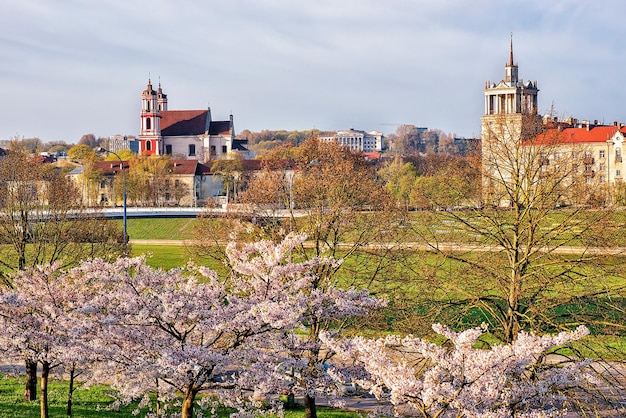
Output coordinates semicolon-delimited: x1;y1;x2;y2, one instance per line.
319;129;384;152
137;80;245;161
68;159;223;207
481;37;626;206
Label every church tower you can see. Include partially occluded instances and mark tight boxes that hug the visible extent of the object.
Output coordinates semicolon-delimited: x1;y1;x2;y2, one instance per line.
138;79;162;155
157;81;168;111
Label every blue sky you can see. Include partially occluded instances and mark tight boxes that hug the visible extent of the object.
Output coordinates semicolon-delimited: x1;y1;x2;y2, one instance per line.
1;0;626;143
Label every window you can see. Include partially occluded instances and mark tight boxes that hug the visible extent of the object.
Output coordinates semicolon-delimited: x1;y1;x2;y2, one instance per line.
617;170;622;177
189;144;196;156
599;150;605;158
146;118;151;130
600;163;605;171
146;141;152;151
222;145;228;154
600;175;605;183
165;145;172;155
617;148;623;162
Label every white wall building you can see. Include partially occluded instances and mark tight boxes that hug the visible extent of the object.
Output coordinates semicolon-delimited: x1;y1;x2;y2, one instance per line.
319;129;384;152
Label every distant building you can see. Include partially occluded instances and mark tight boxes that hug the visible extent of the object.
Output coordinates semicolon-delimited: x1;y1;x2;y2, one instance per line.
101;135;138;154
319;129;384;152
137;80;247;161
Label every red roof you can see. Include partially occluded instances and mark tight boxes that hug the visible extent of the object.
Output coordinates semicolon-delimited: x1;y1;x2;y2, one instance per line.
93;161;129;175
169;159;198;175
363;152;382;160
161;110;208;136
532;125;626;146
159;110;232;137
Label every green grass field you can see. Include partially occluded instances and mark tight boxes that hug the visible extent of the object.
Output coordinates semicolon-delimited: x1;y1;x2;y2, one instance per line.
119;217;200;241
0;376;360;418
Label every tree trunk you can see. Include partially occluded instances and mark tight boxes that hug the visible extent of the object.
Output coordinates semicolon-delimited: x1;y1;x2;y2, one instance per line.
181;386;197;418
24;358;37;401
304;394;317;418
40;361;50;418
66;363;76;417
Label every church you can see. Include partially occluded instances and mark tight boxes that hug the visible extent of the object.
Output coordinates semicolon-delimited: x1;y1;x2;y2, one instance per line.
137;80;247;162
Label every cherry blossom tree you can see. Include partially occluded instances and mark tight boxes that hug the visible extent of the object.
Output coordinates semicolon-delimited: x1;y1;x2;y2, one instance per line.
323;324;597;418
81;233;348;418
0;262;98;418
225;233;387;418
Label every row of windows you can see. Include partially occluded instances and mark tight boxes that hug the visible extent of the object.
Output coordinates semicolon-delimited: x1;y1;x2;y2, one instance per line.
143;142;229;156
586;149;622;159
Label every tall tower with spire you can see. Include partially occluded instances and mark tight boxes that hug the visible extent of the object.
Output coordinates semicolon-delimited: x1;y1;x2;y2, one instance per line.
138;79;163;155
481;36;542;206
483;35;538;118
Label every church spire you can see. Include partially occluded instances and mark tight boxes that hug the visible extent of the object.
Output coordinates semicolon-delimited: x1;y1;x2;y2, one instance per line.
504;33;518;84
509;32;514;66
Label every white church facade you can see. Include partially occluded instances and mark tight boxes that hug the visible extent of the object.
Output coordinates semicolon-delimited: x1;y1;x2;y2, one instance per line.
137;80;246;162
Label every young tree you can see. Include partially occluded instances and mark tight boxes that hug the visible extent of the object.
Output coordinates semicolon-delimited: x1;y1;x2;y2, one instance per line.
210;154;245;203
408;114;625;344
377;156;418;210
323;324;601;417
67;144;97;164
226;233;386;418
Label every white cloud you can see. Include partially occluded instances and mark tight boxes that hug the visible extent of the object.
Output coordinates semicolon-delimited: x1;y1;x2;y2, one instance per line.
1;0;626;141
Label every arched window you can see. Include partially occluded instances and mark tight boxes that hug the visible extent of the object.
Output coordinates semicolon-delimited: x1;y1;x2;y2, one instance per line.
146;118;151;130
146;141;152;151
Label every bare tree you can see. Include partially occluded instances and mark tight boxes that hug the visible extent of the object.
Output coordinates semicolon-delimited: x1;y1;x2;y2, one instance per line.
407;114;625;346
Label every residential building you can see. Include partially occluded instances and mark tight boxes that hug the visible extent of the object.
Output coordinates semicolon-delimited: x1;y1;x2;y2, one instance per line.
319;129;384;152
137;80;248;161
533;119;626;203
68;159;223;207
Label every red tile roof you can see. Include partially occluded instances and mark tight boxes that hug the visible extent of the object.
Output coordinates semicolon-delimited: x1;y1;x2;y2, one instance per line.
160;110;208;136
532;125;625;146
160;110;232;137
93;161;129;175
169;159;198;175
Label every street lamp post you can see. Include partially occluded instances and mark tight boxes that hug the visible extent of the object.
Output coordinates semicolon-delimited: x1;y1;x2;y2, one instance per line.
98;147;128;253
